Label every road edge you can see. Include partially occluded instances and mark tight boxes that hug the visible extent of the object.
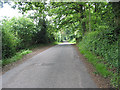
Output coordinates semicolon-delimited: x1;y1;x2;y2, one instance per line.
2;45;54;75
72;44;112;88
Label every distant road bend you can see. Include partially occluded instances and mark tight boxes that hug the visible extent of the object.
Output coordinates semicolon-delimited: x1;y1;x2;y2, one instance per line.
2;42;97;88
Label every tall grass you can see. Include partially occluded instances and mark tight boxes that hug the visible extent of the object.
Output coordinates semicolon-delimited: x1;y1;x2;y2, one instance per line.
2;50;32;66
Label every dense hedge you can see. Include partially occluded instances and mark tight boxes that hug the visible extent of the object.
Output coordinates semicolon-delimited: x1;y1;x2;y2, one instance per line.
1;17;55;59
2;19;20;58
78;28;119;88
78;30;118;68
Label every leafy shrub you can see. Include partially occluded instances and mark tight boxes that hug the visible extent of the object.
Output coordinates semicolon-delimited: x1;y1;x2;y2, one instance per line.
78;28;119;88
110;73;119;88
1;19;20;58
78;30;118;68
1;17;36;59
1;16;55;59
10;17;36;48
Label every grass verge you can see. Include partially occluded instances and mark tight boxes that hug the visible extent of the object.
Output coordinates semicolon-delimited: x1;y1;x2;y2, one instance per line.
78;45;112;77
77;44;119;88
2;50;32;66
1;42;57;67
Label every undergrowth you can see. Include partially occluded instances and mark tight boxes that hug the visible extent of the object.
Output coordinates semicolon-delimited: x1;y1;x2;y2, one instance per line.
1;42;57;67
77;31;119;88
2;50;32;66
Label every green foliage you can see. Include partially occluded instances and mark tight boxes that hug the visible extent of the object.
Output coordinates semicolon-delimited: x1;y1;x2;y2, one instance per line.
11;17;36;47
110;73;119;88
78;45;111;77
2;20;20;58
78;30;118;68
78;30;118;88
1;16;55;59
1;17;35;58
95;63;110;77
2;50;32;66
69;38;76;44
15;2;56;44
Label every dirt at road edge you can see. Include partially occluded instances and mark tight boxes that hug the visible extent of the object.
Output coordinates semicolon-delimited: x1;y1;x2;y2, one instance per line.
73;44;112;88
2;45;54;74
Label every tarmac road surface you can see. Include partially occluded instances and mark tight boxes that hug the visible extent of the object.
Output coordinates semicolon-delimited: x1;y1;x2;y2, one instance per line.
2;43;97;88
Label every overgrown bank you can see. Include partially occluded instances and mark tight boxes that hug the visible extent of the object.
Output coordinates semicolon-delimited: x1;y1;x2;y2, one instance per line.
1;43;56;67
1;17;55;59
2;43;56;74
77;31;119;88
0;15;56;67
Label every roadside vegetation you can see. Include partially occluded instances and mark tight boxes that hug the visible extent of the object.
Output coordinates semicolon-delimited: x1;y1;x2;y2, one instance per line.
2;50;32;66
1;6;56;66
0;1;119;88
77;31;118;87
47;2;119;88
1;16;56;66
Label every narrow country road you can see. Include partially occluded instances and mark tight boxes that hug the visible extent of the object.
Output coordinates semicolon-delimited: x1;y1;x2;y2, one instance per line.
2;43;97;88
